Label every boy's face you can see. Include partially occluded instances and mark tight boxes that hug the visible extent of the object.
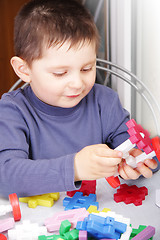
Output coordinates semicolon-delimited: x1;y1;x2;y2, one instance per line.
28;41;97;108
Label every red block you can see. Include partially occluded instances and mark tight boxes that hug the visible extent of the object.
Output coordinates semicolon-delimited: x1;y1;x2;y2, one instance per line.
67;180;96;197
114;184;148;206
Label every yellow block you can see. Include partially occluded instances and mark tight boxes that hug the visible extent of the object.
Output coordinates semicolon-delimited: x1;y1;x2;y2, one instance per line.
19;192;60;208
87;205;111;213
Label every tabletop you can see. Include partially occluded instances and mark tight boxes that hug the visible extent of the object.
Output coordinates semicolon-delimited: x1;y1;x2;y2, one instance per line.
0;170;160;239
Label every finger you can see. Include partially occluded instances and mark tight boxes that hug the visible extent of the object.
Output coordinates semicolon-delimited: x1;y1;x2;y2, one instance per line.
129;148;142;157
99;156;122;167
118;163;130;180
122;162;141;179
137;162;153;178
144;158;158;169
96;145;123;159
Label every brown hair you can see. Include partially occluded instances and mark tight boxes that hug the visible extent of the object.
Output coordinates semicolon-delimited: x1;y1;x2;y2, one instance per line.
14;0;100;66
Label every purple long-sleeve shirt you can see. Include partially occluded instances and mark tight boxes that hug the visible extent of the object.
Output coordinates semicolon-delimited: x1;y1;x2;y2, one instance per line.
0;83;129;197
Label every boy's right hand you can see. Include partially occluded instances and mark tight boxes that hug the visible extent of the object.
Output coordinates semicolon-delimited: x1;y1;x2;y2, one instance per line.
74;144;123;181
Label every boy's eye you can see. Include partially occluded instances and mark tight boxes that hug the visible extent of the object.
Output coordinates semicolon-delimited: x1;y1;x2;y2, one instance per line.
52;71;67;77
81;67;92;72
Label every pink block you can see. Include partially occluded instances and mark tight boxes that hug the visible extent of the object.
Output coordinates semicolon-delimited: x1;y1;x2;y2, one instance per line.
0;217;15;233
44;208;89;232
79;230;87;240
126;119;153;154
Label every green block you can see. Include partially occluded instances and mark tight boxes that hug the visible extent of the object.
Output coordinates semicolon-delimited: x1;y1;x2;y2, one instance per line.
52;235;65;240
38;236;47;240
59;220;71;235
63;229;79;240
38;235;55;240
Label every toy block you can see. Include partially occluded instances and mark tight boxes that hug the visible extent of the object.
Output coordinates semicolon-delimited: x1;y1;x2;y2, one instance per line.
39;221;78;240
63;192;99;210
126;119;153;154
114;184;148;206
8;220;47;240
0;217;14;233
44;208;89;232
76;213;127;239
59;220;71;235
130;225;147;237
86;216;121;239
105;176;120;188
63;228;79;240
19;192;60;208
87;205;111;214
38;235;65;240
131;225;155;239
93;211;130;226
152;136;160;161
115;139;136;157
0;234;7;240
79;230;87;240
130;225;153;239
135;150;156;165
120;225;132;240
67;180;96;197
0;193;21;221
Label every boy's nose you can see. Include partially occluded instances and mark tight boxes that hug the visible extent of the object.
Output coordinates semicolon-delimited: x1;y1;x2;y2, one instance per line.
69;74;83;89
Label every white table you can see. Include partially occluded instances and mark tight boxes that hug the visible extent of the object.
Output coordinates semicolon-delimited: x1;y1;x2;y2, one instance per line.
0;171;160;239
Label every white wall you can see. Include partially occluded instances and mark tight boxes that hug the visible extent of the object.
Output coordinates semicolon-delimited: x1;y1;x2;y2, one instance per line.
136;0;160;136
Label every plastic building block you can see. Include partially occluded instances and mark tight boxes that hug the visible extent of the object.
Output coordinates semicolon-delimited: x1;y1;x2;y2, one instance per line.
63;192;99;210
67;180;96;197
152;136;160;161
0;217;14;233
9;193;21;221
8;220;47;240
59;220;71;235
76;213;127;239
93;211;130;227
63;228;79;240
39;235;65;240
79;230;87;240
114;184;148;206
131;225;155;239
87;205;111;214
0;234;7;240
130;225;147;237
130;225;153;240
106;120;160;189
120;225;132;240
39;221;79;240
105;176;121;189
44;208;89;232
0;193;21;221
126;119;153;154
19;192;60;208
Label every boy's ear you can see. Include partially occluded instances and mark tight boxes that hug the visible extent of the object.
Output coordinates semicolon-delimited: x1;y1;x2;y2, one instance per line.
10;56;31;83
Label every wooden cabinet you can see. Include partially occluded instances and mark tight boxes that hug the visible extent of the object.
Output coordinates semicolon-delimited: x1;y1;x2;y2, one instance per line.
0;0;28;97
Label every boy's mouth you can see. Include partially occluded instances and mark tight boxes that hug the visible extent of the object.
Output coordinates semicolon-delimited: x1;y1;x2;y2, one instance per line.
67;94;81;98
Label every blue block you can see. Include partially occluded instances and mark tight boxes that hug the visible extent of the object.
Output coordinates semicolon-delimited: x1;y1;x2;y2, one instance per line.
63;192;99;210
76;217;88;231
114;220;127;234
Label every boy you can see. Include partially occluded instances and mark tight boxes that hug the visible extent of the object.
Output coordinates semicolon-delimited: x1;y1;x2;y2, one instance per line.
0;0;157;197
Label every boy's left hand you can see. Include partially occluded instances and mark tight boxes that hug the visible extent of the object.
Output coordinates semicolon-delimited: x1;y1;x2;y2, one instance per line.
118;148;158;180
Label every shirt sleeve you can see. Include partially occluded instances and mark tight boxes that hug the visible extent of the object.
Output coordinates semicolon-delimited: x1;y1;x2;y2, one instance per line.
0;100;80;197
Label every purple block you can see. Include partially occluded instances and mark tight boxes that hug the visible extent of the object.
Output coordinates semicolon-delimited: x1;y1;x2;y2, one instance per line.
132;225;155;240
